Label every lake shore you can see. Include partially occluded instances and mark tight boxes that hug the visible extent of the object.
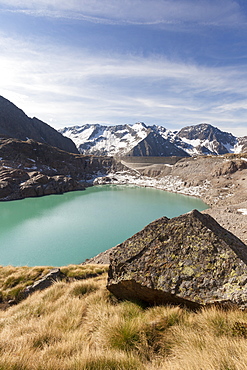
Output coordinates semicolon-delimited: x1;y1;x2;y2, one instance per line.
85;154;247;264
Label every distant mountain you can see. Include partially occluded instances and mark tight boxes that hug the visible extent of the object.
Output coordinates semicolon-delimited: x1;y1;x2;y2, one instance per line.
176;123;237;155
60;122;149;156
59;122;247;157
237;136;247;153
126;131;189;157
0;96;78;154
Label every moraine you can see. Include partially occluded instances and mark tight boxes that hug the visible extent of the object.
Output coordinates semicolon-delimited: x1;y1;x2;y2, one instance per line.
0;185;207;266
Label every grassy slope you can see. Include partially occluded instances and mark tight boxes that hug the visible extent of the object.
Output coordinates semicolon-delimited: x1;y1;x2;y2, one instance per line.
0;265;108;303
0;265;247;369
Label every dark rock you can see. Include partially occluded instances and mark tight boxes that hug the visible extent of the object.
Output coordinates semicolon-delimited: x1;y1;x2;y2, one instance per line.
0;180;13;198
0;168;30;199
0;138;117;200
107;210;247;309
19;173;84;198
126;131;189;157
7;299;17;306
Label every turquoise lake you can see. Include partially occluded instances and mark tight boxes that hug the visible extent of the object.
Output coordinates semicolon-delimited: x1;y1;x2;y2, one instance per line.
0;185;208;266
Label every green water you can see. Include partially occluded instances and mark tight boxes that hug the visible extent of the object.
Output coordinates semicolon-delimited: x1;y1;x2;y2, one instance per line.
0;185;207;266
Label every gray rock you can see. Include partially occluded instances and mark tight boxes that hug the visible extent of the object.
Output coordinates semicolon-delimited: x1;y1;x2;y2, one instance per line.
107;210;247;309
24;268;67;297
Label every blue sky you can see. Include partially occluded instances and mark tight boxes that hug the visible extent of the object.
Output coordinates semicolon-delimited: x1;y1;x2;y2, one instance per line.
0;0;247;136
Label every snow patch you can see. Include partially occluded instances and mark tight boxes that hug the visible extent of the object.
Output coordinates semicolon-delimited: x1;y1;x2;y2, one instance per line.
94;172;210;197
60;123;245;157
224;142;235;153
24;166;37;170
238;209;247;215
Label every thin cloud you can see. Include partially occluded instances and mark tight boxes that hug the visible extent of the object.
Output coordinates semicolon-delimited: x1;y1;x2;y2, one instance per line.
0;32;247;136
2;38;247;101
0;0;245;27
215;101;247;113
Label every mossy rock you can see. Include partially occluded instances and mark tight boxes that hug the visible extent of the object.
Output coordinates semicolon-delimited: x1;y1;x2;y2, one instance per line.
107;210;247;309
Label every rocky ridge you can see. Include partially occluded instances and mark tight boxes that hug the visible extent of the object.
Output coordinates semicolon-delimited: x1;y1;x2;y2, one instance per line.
0;138;119;200
0;96;78;154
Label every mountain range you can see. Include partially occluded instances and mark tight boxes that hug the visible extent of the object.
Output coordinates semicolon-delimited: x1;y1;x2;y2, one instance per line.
60;122;247;157
0;95;246;158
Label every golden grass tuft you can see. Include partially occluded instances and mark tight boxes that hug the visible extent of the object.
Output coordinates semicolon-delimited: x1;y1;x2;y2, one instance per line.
0;264;108;303
0;265;247;369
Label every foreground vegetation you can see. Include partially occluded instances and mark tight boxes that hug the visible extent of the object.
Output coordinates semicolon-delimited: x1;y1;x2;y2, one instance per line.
0;264;108;303
0;265;247;369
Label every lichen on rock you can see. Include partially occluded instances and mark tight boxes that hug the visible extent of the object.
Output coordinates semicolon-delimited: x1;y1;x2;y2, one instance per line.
107;210;247;309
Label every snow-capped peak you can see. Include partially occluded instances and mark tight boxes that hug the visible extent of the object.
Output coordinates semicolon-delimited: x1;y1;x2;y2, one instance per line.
59;122;247;157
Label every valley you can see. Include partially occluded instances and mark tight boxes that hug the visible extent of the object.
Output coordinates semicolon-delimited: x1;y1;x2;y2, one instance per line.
0;95;246;254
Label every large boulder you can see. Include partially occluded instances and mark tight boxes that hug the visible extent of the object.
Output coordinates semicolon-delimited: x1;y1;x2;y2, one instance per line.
107;210;247;309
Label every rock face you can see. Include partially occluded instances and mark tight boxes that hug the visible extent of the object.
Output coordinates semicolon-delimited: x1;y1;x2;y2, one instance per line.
19;173;82;198
0;138;119;200
177;123;237;155
107;210;247;309
126;132;189;157
0;96;78;153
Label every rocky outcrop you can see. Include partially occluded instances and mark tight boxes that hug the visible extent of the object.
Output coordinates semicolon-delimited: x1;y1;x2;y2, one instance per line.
19;173;84;198
0;138;119;200
0;96;78;153
107;210;247;309
213;159;247;176
23;269;67;298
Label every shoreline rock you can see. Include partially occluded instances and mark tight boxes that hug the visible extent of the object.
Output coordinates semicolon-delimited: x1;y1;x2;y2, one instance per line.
0;138;120;201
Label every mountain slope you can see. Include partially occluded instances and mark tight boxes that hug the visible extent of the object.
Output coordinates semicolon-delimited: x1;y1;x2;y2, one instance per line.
60;122;247;157
0;96;78;153
60;122;149;156
176;123;237;155
127;131;189;157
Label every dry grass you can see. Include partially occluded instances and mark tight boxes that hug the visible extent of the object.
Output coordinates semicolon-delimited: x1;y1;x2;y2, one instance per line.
0;264;108;302
0;265;247;369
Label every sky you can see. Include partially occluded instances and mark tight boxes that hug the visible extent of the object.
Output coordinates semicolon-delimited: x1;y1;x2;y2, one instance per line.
0;1;247;136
